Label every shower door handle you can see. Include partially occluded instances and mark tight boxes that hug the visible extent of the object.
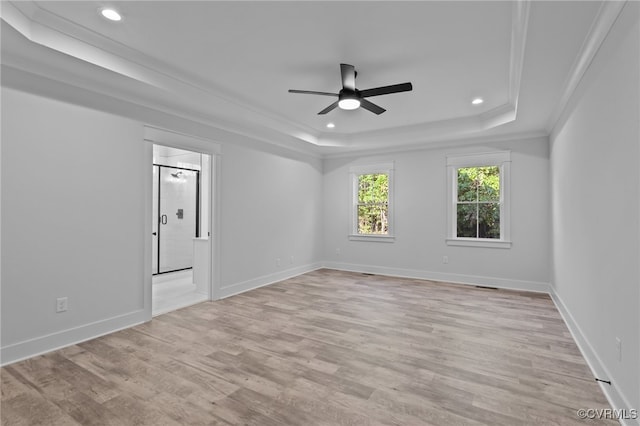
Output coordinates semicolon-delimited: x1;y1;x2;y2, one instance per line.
161;215;167;225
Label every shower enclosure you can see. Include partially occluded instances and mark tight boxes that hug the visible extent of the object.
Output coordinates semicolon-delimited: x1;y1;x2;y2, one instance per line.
152;165;200;274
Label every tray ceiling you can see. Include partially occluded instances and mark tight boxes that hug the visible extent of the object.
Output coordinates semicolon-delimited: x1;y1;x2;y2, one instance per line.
0;1;611;154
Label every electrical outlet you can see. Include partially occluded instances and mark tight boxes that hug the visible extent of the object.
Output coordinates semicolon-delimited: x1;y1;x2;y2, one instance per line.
336;248;341;256
616;337;622;362
443;256;449;264
56;297;68;313
276;258;281;267
290;256;294;264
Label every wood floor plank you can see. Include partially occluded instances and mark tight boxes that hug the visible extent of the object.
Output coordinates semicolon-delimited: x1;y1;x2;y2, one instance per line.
1;392;83;426
1;269;615;425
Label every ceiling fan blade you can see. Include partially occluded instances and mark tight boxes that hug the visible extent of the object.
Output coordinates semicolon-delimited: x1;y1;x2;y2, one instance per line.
318;101;339;115
340;63;356;90
359;99;386;115
289;89;338;97
359;82;413;98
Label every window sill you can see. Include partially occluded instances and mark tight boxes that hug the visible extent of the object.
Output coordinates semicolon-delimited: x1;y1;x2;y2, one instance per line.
446;238;511;249
349;234;395;243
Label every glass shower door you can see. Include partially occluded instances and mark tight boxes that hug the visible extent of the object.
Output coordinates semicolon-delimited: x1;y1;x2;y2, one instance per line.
152;166;159;273
155;166;199;274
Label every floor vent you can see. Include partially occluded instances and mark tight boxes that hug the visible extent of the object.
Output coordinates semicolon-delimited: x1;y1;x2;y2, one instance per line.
362;273;375;276
475;285;498;290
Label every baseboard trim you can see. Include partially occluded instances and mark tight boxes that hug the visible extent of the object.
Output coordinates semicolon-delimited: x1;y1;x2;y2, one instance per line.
550;288;639;426
322;261;550;293
1;309;149;367
218;262;323;299
5;264;634;426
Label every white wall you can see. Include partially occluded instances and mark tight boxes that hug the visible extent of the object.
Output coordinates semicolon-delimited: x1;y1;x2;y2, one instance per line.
1;87;149;362
323;137;550;291
550;1;639;418
218;143;323;297
2;12;637;419
0;86;325;363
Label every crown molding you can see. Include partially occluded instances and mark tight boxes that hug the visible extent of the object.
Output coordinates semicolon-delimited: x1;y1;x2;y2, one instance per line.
2;0;532;153
1;61;324;162
1;1;322;143
546;0;627;134
321;130;548;160
0;0;33;37
316;0;530;150
509;0;531;114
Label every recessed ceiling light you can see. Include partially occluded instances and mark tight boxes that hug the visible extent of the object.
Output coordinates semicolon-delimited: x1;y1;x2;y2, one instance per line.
471;97;484;105
100;8;122;21
326;123;335;129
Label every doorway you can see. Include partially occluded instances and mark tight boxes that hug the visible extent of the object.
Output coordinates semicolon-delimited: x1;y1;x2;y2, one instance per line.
152;165;200;274
151;144;211;315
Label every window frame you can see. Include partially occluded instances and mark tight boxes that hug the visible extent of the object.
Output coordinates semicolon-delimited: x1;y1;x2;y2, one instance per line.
349;162;395;242
446;152;511;248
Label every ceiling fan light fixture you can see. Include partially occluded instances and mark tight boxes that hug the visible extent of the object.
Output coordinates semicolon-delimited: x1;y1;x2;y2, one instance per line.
288;63;411;115
338;94;360;110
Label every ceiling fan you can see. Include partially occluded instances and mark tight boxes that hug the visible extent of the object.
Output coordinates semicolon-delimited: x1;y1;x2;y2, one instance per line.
288;63;413;115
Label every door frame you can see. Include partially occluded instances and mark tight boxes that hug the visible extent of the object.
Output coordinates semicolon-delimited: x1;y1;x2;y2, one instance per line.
143;125;222;321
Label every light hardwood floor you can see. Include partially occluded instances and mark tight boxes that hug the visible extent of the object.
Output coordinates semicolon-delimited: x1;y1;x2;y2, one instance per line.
1;269;615;425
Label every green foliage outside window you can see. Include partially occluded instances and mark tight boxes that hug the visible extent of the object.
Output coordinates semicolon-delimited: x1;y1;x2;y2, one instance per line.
457;166;500;238
357;173;388;234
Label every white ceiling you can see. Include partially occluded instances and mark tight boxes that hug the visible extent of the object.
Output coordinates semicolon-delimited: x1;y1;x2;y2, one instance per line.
0;1;609;155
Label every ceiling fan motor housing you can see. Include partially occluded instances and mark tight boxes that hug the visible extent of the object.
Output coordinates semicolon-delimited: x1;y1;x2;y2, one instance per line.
338;89;361;110
288;63;412;115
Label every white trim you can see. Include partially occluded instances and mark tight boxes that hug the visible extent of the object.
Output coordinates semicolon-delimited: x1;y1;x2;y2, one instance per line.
446;150;511;167
349;162;394;175
446;151;511;245
144;126;221;303
0;309;148;366
8;259;636;426
322;132;549;160
0;1;34;38
210;154;223;300
348;234;396;243
1;0;532;153
446;238;511;249
501;160;511;242
144;125;222;156
550;288;639;426
317;0;530;147
142;143;153;320
547;1;627;134
1;1;321;151
509;0;531;114
218;263;322;299
322;261;550;293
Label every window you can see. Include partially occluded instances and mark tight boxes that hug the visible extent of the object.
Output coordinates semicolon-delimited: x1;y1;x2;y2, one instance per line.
456;166;500;238
350;163;394;242
357;173;388;234
447;152;511;248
